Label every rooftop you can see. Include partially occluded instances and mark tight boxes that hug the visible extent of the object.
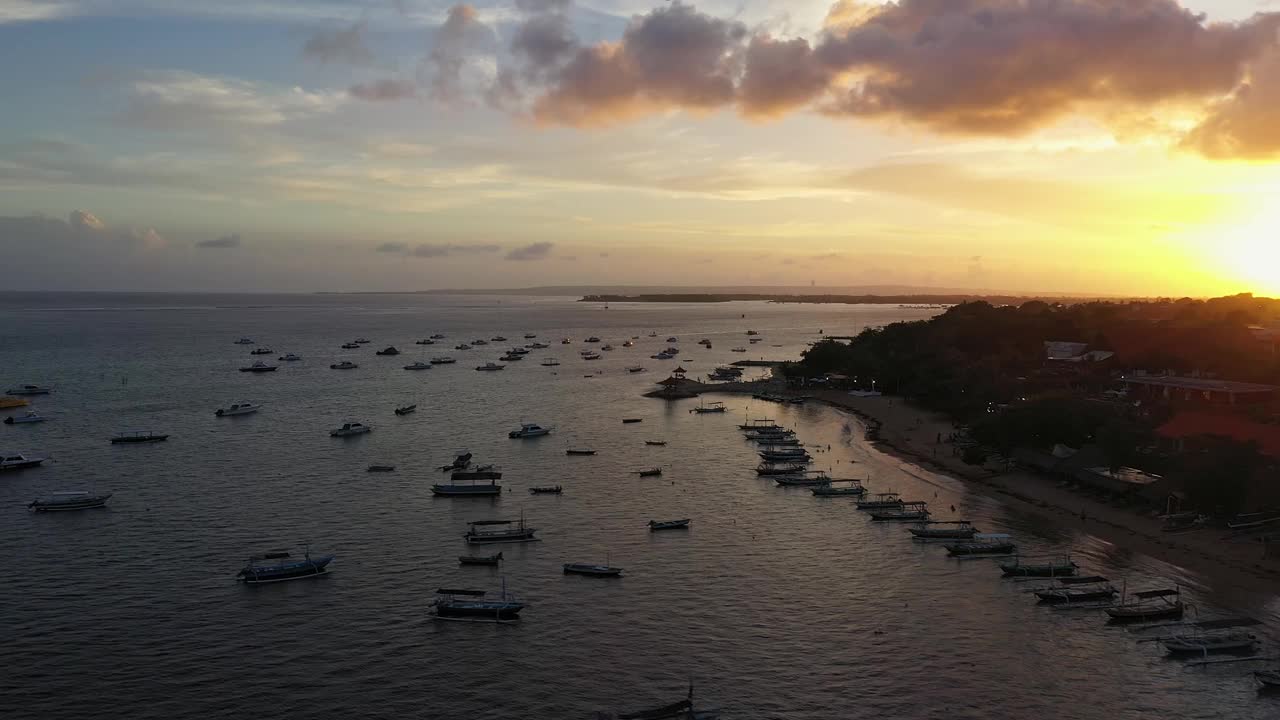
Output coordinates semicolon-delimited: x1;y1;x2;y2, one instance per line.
1121;375;1277;394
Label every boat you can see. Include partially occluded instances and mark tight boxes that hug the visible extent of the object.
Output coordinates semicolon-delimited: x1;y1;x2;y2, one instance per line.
527;342;549;349
585;336;601;343
566;448;596;456
649;519;691;531
330;422;371;437
433;478;502;497
354;338;371;344
28;491;111;512
430;357;456;364
475;362;506;371
582;352;602;360
665;337;677;343
1034;583;1118;604
529;485;563;494
403;361;432;370
775;472;834;487
234;337;254;345
690;401;727;414
459;552;503;566
1256;670;1280;689
999;557;1078;577
1161;512;1205;533
651;353;673;360
627;366;646;373
756;463;810;476
944;533;1017;556
493;336;509;342
753;436;801;446
1105;587;1184;622
637;467;663;477
440;452;473;471
341;342;360;349
236;548;334;584
811;481;867;496
376;346;400;356
415;339;436;345
499;354;523;362
524;333;537;339
470;339;488;346
509;423;552;439
278;353;302;361
602;344;614;351
623;418;643;424
541;359;561;366
1163;632;1257;655
111;431;168;444
451;466;502;481
869;501;931;521
367;464;396;472
249;347;273;355
215;402;260;417
697;339;711;346
561;338;572;344
455;343;472;350
1;452;47;470
0;396;30;409
239;361;278;373
856;493;903;510
330;361;359;370
4;411;47;424
730;347;747;353
738;419;782;431
564;558;623;577
749;337;762;344
6;384;52;395
394;404;417;415
430;333;446;339
909;521;979;540
746;330;759;336
622;340;635;347
645;440;667;446
431;585;524;622
464;516;538;543
759;449;810;462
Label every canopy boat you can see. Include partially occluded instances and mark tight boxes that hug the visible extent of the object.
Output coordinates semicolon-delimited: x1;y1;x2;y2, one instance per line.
249;347;273;355
649;519;691;531
6;384;52;395
856;493;903;510
944;533;1017;556
475;362;506;371
529;485;563;494
509;423;552;439
754;437;801;446
1164;632;1257;656
111;431;168;444
645;441;667;446
239;361;278;373
394;404;417;415
738;419;781;431
330;361;359;370
215;402;260;417
28;491;111;512
909;521;978;540
431;585;524;622
811;480;867;497
451;466;502;481
690;401;727;414
637;468;663;477
278;353;302;361
403;361;432;370
367;464;395;472
564;560;624;577
440;452;473;471
330;422;371;437
775;471;833;487
870;501;931;522
1;452;47;470
341;342;360;349
566;448;596;455
541;359;561;366
433;478;502;497
756;463;809;476
1106;587;1183;622
459;552;503;566
1035;582;1118;604
4;411;46;424
236;548;333;584
623;418;643;424
430;356;456;364
464;516;538;544
999;556;1078;577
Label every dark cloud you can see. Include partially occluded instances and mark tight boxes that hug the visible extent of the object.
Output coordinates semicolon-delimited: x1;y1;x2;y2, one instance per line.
505;241;555;261
303;20;372;65
349;78;416;101
197;233;242;249
512;12;577;76
1184;47;1280;159
739;35;830;118
0;211;164;252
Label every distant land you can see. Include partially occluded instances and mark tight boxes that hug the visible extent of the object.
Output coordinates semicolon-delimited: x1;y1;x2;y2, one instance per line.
334;285;1114;299
577;293;1124;305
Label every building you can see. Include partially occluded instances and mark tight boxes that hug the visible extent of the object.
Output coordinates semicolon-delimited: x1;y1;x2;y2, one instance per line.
1121;374;1277;406
1156;410;1280;459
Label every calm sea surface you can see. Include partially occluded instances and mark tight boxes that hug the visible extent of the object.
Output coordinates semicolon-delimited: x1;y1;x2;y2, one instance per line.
2;293;1278;719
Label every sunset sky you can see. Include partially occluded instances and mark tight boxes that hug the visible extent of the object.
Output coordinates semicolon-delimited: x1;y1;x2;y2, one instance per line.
2;0;1279;295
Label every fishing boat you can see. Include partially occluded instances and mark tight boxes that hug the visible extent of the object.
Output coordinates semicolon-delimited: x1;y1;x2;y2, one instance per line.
458;552;503;566
215;402;260;417
944;533;1017;556
234;337;254;345
431;585;525;622
529;485;563;494
249;347;273;355
1034;582;1118;604
645;440;667;446
999;556;1078;577
541;359;561;366
637;468;663;477
0;396;30;409
440;452;473;471
566;448;596;455
1164;632;1257;656
690;401;727;414
111;431;168;444
856;493;903;510
1105;587;1184;622
433;479;502;497
909;521;978;540
564;559;623;577
756;463;809;476
236;548;334;584
403;361;432;370
754;436;801;446
341;342;360;349
4;411;46;424
738;419;783;431
464;516;538;544
581;352;602;360
759;449;810;462
430;356;456;364
811;480;867;496
869;501;930;521
623;418;643;424
330;422;371;437
278;353;302;361
475;362;506;372
775;471;833;487
6;384;52;395
508;423;552;439
649;519;691;531
452;466;502;481
1;452;46;470
330;361;358;370
239;361;278;373
28;491;111;512
394;404;417;415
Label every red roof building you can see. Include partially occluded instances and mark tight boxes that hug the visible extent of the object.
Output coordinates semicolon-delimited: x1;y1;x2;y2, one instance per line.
1156;411;1280;458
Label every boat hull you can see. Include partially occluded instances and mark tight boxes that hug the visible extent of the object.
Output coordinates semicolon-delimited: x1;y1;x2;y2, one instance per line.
111;435;168;444
237;556;334;584
433;602;523;620
465;530;537;544
29;495;111;512
564;564;623;577
433;485;501;497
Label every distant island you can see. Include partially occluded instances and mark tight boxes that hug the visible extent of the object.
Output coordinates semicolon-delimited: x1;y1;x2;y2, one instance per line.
579;293;1124;305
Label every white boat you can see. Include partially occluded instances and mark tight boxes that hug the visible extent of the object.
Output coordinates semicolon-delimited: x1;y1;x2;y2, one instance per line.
403;361;433;371
28;491;112;512
527;342;549;349
430;356;457;364
0;452;47;471
582;352;602;360
475;362;506;372
215;402;260;417
6;384;52;395
278;353;302;361
329;361;359;370
509;423;553;439
4;411;46;424
330;422;371;437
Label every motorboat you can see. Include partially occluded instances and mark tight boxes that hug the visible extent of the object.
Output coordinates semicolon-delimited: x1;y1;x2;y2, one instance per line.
623;418;643;424
758;449;810;462
524;333;537;339
367;464;396;472
909;521;979;540
749;337;762;344
651;353;673;360
354;338;371;344
249;347;273;355
111;431;168;444
492;336;508;342
472;339;489;346
649;519;691;531
1033;581;1119;604
455;344;472;350
278;353;302;361
430;357;456;364
330;361;359;370
475;362;506;371
529;485;563;494
464;516;538;543
234;337;254;345
403;361;432;370
509;423;552;439
341;342;360;349
431;585;524;622
1;452;46;470
527;342;549;349
28;491;112;512
945;534;1017;556
239;361;278;373
415;339;436;345
755;463;809;476
581;352;602;360
665;337;677;343
459;552;503;566
499;354;523;362
7;384;52;395
4;411;46;424
541;359;561;366
236;548;334;584
564;558;623;577
330;422;371;437
645;440;667;446
215;402;260;417
508;347;530;355
440;452;473;471
394;404;417;415
697;339;712;346
433;479;502;497
637;468;663;477
375;346;401;356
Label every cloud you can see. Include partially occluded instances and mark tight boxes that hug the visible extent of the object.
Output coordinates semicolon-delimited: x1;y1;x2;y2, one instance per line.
0;210;164;252
1184;46;1280;159
122;70;344;132
425;4;498;103
69;209;105;231
375;241;500;257
197;233;242;248
303;20;372;65
505;241;554;260
349;78;416;101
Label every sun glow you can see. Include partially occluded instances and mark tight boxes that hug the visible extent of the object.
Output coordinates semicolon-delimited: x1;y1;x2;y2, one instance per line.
1215;202;1280;296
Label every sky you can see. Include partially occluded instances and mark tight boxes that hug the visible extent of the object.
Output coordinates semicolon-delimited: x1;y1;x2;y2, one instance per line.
2;0;1280;295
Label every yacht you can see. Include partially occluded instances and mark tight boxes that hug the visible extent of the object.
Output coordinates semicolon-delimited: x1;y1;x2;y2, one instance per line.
28;491;112;512
509;423;552;439
527;342;549;349
475;362;506;371
110;431;168;444
330;361;359;370
239;361;278;373
215;402;260;417
278;353;302;361
234;337;255;345
0;452;47;471
403;361;432;371
4;411;46;424
330;422;371;437
236;548;334;584
341;342;360;349
6;384;52;395
430;356;457;365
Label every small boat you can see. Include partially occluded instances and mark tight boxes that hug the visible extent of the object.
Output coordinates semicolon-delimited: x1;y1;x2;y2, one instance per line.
561;338;572;344
431;585;524;622
690;401;727;414
341;342;360;349
367;464;396;472
330;422;371;437
585;337;601;343
111;431;168;444
509;423;552;439
4;411;46;424
434;479;502;497
529;485;563;494
602;344;615;351
376;346;401;356
909;521;978;540
651;353;673;360
759;449;810;462
1105;587;1184;622
430;333;446;339
755;463;807;476
1;452;47;470
524;333;537;339
440;452;473;471
1256;670;1280;689
459;552;503;566
394;404;417;415
665;337;677;343
869;501;931;522
627;366;646;373
234;337;254;345
645;440;667;446
403;361;432;370
236;548;334;584
415;339;436;345
730;347;747;353
28;491;111;512
0;396;30;409
1163;632;1257;656
278;353;302;361
475;362;506;371
215;402;260;417
452;465;502;480
239;361;278;373
944;533;1017;556
566;448;596;456
582;352;602;360
811;481;866;497
527;342;549;349
354;338;371;344
541;359;561;366
508;347;530;355
455;343;472;350
330;361;359;370
749;337;762;343
499;354;523;362
472;339;489;346
775;471;833;487
622;418;643;424
464;516;537;543
564;561;623;577
999;557;1078;577
637;468;663;477
249;347;273;355
856;493;902;510
746;330;759;336
622;340;635;347
649;519;691;531
1034;582;1117;604
430;357;456;364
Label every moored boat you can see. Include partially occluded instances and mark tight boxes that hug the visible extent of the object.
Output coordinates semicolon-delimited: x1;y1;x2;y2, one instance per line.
856;493;903;510
566;448;596;455
250;347;273;355
236;548;334;584
1105;587;1183;622
564;562;623;577
508;422;552;438
869;501;930;521
529;485;563;494
429;356;456;364
999;556;1078;577
475;362;506;371
330;361;359;370
403;361;432;370
623;418;643;424
440;452;473;471
111;431;168;444
637;467;663;477
4;411;47;424
1034;582;1117;604
451;466;502;481
690;401;727;414
341;342;360;349
1;452;47;470
431;585;524;622
28;491;111;512
6;384;52;395
909;521;978;540
1163;632;1257;656
775;471;833;487
330;422;371;437
433;479;502;497
459;552;503;566
541;359;561;366
394;404;417;415
756;462;809;476
811;480;867;496
234;337;254;345
215;402;260;417
649;519;691;531
645;440;667;446
944;533;1017;556
464;516;538;544
367;464;395;472
239;361;278;373
278;353;302;361
375;346;400;356
1256;670;1280;689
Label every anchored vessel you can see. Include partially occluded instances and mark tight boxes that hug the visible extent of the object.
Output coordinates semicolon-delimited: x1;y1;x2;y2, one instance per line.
464;516;538;544
111;431;168;444
432;478;502;497
909;521;978;540
28;491;112;512
431;584;525;622
236;548;334;584
649;519;691;531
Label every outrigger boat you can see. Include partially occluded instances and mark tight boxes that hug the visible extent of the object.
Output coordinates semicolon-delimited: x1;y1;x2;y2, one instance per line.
432;478;501;497
236;548;334;584
690;401;727;414
464;516;538;544
774;471;833;487
28;491;111;512
756;462;809;476
1035;582;1118;604
811;480;867;496
529;485;563;494
1106;587;1184;622
637;468;663;477
944;533;1017;556
111;430;168;444
1164;632;1257;656
909;521;978;540
564;555;624;577
431;584;525;623
856;493;903;510
458;552;503;566
649;519;691;531
869;501;930;521
999;555;1078;577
